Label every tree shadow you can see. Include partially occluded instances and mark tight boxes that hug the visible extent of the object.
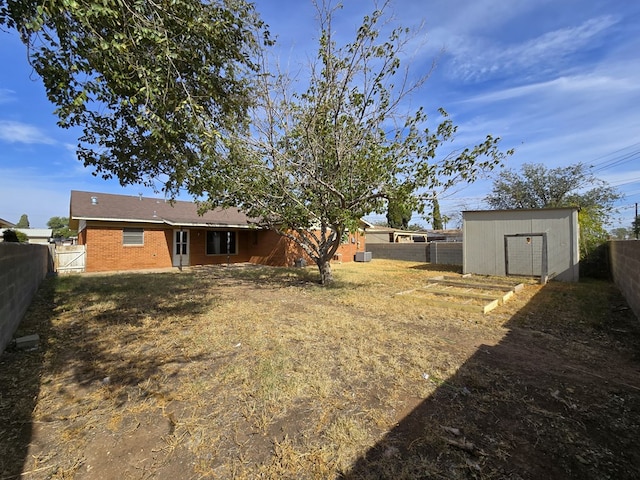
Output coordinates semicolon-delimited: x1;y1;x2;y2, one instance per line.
0;271;218;478
0;275;56;479
341;280;640;479
409;263;463;273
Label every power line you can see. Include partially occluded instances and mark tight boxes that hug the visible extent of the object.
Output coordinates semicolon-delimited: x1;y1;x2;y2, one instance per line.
610;177;640;187
590;144;640;173
589;141;640;165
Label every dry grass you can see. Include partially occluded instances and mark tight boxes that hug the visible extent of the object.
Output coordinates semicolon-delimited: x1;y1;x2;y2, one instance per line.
1;260;639;479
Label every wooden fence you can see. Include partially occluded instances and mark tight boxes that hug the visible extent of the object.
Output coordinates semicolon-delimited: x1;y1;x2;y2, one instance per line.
55;245;86;273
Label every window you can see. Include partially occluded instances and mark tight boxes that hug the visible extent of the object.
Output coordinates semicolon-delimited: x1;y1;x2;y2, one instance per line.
123;228;144;245
206;231;237;255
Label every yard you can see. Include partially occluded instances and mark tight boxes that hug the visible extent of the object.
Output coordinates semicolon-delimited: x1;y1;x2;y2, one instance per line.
1;260;639;479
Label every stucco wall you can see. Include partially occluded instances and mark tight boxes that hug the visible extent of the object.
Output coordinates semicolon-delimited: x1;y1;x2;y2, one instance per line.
610;240;640;321
0;243;51;353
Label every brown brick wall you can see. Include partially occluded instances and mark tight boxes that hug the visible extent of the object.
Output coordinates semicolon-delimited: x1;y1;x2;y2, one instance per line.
249;230;365;266
83;225;172;272
189;229;257;265
80;223;366;272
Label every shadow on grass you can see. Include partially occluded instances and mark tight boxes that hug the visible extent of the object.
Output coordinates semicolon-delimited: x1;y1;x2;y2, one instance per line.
0;275;56;479
0;271;219;478
341;279;640;479
409;263;463;273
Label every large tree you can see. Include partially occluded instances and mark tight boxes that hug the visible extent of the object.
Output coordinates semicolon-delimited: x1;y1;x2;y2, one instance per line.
1;0;268;194
47;216;76;238
430;194;443;230
15;214;29;228
485;162;621;260
196;2;512;284
386;196;413;230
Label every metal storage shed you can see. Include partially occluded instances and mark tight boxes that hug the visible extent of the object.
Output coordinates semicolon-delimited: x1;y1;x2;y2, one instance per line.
462;208;579;282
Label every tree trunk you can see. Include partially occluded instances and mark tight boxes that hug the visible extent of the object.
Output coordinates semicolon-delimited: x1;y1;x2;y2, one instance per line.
318;259;333;285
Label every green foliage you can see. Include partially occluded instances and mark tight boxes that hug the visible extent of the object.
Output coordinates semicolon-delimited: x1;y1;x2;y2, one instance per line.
633;216;640;239
1;0;269;196
486;162;621;266
386;197;412;229
431;195;443;230
609;227;631;240
203;3;511;283
2;229;27;242
15;214;29;228
47;216;76;238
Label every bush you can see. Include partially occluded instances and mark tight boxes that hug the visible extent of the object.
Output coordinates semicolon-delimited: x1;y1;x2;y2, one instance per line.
2;229;28;243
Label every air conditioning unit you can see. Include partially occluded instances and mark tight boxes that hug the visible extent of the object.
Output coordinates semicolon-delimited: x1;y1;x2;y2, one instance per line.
355;251;372;262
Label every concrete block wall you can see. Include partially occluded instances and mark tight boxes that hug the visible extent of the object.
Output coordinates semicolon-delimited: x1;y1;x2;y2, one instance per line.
429;242;463;265
366;243;429;263
610;240;640;321
0;243;51;353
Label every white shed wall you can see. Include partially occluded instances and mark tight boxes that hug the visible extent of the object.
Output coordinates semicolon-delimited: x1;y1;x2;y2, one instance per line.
463;209;579;282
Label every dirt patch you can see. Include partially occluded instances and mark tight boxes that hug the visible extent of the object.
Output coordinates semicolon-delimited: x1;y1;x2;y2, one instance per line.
1;261;639;479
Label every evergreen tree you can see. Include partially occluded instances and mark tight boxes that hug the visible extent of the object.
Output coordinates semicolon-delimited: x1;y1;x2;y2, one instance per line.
16;214;29;228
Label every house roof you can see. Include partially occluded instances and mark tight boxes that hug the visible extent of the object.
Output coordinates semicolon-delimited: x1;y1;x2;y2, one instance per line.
69;190;255;230
15;228;53;238
0;217;15;228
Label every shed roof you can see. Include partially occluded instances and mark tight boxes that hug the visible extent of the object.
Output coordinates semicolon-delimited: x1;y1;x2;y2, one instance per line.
69;190;254;230
463;207;580;214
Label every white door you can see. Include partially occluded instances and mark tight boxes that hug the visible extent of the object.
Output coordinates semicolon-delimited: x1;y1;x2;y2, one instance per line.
173;229;190;267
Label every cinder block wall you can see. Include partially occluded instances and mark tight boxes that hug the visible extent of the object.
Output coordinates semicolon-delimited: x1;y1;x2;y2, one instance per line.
610;240;640;321
367;243;429;262
429;242;463;265
0;243;51;353
367;242;464;265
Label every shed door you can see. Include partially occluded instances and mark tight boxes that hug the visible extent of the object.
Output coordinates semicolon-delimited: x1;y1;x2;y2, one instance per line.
505;234;545;277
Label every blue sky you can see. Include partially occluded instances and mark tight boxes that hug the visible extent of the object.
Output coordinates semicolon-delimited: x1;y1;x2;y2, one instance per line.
1;0;639;230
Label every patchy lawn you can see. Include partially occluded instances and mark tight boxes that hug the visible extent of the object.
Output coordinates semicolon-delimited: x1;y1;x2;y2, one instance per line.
1;260;639;479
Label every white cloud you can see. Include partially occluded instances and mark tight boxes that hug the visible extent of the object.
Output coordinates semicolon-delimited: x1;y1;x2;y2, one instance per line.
0;88;16;103
446;15;620;82
462;71;637;104
0;120;56;145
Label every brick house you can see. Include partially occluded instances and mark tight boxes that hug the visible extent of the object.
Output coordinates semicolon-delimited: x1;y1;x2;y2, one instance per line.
69;190;366;273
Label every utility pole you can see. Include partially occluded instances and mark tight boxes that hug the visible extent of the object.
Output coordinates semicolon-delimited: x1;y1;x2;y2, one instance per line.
636;203;638;240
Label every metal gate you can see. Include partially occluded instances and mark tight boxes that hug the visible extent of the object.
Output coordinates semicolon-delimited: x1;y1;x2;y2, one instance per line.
504;233;548;283
55;245;86;273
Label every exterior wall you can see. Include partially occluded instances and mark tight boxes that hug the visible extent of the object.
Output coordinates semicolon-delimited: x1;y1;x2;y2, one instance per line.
0;243;51;353
366;231;394;244
81;223;172;272
249;230;365;266
610;240;640;321
463;209;579;281
79;222;365;272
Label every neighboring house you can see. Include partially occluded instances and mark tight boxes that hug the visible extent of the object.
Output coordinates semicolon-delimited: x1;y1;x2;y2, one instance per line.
366;227;429;244
463;208;580;282
0;218;15;229
427;229;463;243
14;228;53;245
69;190;366;273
